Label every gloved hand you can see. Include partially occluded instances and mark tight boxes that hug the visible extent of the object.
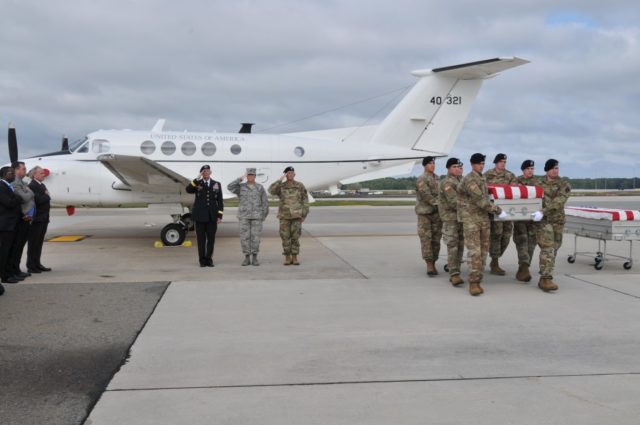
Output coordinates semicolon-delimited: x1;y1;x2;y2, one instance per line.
498;211;509;220
531;211;544;222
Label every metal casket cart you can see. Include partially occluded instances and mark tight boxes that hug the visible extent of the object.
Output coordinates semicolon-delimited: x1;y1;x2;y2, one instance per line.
564;207;639;270
488;184;543;221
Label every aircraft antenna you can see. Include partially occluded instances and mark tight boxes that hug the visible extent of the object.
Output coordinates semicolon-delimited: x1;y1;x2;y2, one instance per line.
256;84;412;133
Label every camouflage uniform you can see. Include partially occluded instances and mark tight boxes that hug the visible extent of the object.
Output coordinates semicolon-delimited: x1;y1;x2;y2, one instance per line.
484;168;518;259
227;178;270;254
458;170;502;283
269;180;309;256
415;173;442;262
439;174;464;277
513;175;540;266
536;177;571;278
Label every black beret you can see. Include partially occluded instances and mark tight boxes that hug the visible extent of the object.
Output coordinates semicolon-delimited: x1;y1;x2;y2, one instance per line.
493;153;507;163
470;153;486;164
422;156;435;166
283;166;295;173
544;159;559;172
446;157;462;168
521;159;535;170
200;164;211;172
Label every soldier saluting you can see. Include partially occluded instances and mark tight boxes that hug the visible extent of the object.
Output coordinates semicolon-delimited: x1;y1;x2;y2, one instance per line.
458;153;507;296
269;166;309;266
227;168;269;266
186;165;224;267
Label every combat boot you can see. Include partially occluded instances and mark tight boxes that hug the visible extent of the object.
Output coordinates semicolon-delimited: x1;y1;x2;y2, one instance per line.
469;280;484;296
490;258;506;275
538;277;558;292
515;264;532;282
449;274;464;286
242;255;251;266
291;255;300;265
426;261;438;276
252;254;260;266
284;255;292;266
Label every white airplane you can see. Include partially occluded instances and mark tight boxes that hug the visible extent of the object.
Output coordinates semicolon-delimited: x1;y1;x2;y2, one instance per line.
8;57;528;245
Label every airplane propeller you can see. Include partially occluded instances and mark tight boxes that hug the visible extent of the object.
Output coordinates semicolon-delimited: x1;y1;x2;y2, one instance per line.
8;123;18;164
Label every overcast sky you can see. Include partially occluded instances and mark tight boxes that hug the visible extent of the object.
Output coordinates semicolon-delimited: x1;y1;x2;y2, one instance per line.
1;0;639;178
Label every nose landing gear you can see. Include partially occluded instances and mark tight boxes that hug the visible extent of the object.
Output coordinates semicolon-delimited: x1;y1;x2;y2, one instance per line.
160;213;193;246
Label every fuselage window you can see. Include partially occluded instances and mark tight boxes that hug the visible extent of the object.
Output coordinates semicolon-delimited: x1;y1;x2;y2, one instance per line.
161;141;176;155
202;142;217;156
181;141;196;156
91;139;111;153
294;146;305;157
140;140;156;155
230;144;242;155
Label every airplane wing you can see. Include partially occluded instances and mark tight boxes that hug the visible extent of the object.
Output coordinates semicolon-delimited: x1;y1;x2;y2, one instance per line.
97;154;191;194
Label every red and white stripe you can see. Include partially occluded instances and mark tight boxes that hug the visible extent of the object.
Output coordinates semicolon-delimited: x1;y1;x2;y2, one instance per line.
565;206;640;221
488;184;544;200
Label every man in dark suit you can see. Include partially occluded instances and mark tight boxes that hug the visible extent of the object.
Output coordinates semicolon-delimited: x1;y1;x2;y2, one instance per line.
8;161;35;281
27;166;52;273
0;166;21;287
185;165;224;267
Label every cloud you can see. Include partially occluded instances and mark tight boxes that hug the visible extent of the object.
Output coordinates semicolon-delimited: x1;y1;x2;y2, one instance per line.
1;0;639;177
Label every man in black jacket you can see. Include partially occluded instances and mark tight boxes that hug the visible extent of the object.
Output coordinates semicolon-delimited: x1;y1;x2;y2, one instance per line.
185;165;224;267
0;166;21;287
27;166;52;273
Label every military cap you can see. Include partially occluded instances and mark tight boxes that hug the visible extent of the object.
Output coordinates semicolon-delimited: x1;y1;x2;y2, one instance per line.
283;166;295;173
521;159;535;170
422;156;435;166
544;158;559;172
470;153;486;164
493;153;507;163
445;157;462;168
246;167;257;175
200;164;211;172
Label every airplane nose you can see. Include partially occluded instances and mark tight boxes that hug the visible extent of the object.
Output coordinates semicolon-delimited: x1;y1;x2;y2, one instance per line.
43;168;50;177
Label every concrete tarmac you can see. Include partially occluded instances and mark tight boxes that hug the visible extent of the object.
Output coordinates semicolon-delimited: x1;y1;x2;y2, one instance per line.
1;196;639;424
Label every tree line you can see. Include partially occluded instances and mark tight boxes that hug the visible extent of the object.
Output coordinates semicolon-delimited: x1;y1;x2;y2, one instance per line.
342;177;640;191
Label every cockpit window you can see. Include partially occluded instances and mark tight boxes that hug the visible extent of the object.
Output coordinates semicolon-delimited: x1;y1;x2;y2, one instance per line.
69;137;88;152
92;139;111;153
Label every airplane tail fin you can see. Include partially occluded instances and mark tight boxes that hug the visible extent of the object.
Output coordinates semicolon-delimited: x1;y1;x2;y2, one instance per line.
370;57;528;155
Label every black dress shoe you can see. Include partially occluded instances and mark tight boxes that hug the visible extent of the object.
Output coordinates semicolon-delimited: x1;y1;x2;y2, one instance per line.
27;268;42;274
1;277;19;284
18;271;31;278
207;262;215;267
10;274;24;282
0;283;4;296
200;263;206;267
38;265;52;272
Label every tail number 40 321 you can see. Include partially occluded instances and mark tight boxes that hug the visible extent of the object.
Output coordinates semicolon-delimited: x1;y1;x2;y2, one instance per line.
430;96;462;105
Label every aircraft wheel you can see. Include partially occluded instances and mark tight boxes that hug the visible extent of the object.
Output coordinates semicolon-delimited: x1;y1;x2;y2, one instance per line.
594;261;604;271
567;255;576;264
181;213;195;231
161;223;186;246
444;264;449;273
623;262;632;270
